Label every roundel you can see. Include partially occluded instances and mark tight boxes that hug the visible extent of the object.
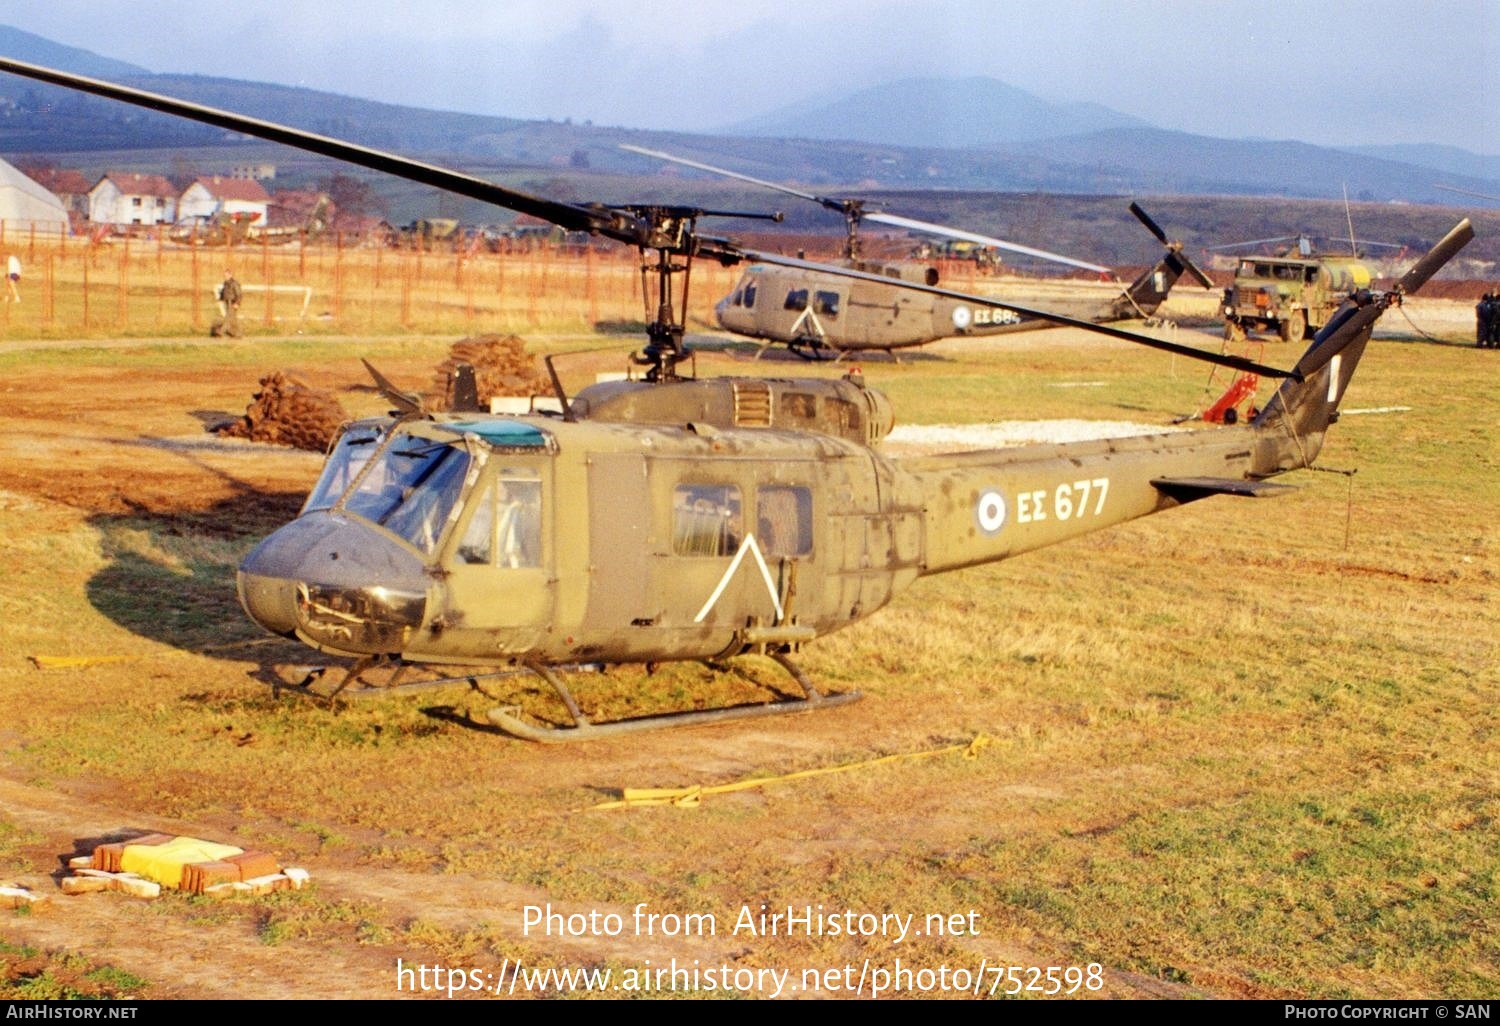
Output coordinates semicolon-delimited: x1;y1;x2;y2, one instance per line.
975;489;1006;535
951;305;972;331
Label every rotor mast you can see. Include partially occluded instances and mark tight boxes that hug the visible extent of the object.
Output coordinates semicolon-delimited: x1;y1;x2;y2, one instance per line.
620;205;779;381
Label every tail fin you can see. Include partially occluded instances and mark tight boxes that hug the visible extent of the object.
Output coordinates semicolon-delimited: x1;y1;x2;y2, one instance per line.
1114;203;1215;317
1250;219;1473;475
1117;253;1188;316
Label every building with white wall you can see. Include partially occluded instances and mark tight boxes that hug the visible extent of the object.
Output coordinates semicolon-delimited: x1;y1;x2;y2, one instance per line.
88;173;177;226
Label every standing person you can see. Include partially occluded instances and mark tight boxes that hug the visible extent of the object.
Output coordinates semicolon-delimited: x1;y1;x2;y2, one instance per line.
214;269;243;337
5;254;19;303
1480;293;1496;349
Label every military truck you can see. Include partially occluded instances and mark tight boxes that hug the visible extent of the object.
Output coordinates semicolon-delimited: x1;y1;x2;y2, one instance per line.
1222;254;1372;342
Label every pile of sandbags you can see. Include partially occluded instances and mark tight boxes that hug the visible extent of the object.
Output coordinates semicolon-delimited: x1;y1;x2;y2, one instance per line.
215;370;348;452
431;334;549;410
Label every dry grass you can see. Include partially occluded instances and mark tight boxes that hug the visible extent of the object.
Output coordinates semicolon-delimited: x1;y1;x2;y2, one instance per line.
0;236;744;339
0;288;1494;999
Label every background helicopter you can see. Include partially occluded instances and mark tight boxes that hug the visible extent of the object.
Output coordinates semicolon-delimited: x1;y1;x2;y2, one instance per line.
0;56;1471;744
621;144;1215;358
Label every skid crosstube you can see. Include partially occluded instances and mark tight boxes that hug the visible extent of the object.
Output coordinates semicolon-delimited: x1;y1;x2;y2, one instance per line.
485;656;862;744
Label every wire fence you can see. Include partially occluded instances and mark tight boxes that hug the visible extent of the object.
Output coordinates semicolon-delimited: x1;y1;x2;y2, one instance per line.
0;221;750;339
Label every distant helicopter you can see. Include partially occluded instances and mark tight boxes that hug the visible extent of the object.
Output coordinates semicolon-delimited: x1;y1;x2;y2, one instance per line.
621;144;1215;358
0;57;1471;743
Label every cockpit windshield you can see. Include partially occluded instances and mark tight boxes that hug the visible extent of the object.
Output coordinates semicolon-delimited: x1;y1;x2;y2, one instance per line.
305;426;471;553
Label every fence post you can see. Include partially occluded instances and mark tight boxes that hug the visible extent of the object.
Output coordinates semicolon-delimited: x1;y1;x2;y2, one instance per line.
43;252;53;329
262;230;272;328
400;251;412;328
334;232;344;321
117;239;128;330
191;231;201;330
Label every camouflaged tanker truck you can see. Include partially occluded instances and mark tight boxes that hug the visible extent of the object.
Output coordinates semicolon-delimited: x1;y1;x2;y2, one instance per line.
1222;253;1373;342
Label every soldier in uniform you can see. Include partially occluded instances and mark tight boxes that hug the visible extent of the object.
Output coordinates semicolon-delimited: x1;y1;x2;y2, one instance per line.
213;269;243;337
1479;293;1496;349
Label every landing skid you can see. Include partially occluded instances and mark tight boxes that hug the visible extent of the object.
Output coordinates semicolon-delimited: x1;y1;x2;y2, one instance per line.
269;655;531;705
485;654;862;744
787;337;842;362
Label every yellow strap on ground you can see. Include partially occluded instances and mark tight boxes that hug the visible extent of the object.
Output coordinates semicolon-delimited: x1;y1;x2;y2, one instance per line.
28;655;139;669
29;638;282;670
594;734;992;809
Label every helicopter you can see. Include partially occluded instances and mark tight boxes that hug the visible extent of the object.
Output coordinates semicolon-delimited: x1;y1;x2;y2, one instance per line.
0;56;1472;743
620;144;1215;358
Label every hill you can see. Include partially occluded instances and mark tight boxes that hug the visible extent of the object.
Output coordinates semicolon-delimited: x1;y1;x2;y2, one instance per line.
2;23;1498;207
720;76;1151;147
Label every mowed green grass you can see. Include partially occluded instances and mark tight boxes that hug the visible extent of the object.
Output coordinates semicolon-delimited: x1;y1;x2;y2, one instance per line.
0;326;1494;999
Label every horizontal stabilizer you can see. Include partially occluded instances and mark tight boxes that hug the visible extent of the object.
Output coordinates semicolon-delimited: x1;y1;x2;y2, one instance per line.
1151;476;1298;500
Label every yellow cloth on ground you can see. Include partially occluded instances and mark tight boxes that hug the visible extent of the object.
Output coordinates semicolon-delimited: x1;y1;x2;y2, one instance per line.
119;836;244;890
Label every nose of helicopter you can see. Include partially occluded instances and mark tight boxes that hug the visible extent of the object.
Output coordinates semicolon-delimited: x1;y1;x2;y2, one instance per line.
237;512;430;653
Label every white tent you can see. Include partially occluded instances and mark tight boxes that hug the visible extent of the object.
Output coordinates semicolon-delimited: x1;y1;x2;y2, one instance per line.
0;157;68;234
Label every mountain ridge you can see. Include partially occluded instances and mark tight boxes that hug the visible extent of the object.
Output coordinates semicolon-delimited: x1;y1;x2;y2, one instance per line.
0;25;1496;211
719;76;1152;147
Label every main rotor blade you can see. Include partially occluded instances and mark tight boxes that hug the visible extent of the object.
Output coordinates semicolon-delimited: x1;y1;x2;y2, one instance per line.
1207;235;1302;252
361;359;425;416
718;246;1297;380
860;212;1112;275
1434;184;1500;203
624;142;1112;275
620;144;827;208
1395;219;1474;295
0;57;629;241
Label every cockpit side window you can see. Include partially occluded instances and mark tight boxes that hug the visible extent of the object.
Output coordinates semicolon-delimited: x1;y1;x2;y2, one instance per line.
303;425;384;513
814;290;840;317
672;484;742;556
783;288;808;311
456;470;542;567
742;283;757;308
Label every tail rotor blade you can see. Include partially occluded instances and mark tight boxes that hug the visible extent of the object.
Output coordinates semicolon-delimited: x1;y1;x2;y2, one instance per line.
1132;203;1214;289
1130;202;1170;245
1178;251;1216;290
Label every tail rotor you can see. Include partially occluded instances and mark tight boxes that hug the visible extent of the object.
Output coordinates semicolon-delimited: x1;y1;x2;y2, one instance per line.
1129;202;1214;289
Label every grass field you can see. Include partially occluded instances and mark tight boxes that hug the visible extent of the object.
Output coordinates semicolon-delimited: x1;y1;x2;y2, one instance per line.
0;280;1494;999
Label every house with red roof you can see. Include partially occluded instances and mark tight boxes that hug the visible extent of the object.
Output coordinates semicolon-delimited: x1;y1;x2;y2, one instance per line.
178;175;271;225
88;172;177;226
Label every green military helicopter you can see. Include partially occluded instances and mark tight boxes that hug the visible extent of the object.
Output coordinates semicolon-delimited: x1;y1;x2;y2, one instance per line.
621;144;1214;358
0;58;1472;743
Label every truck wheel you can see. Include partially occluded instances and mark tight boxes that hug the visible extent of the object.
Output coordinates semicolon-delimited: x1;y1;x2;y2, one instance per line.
1280;312;1306;343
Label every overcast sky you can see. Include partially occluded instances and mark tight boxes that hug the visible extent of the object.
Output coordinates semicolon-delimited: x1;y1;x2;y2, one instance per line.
3;0;1496;154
